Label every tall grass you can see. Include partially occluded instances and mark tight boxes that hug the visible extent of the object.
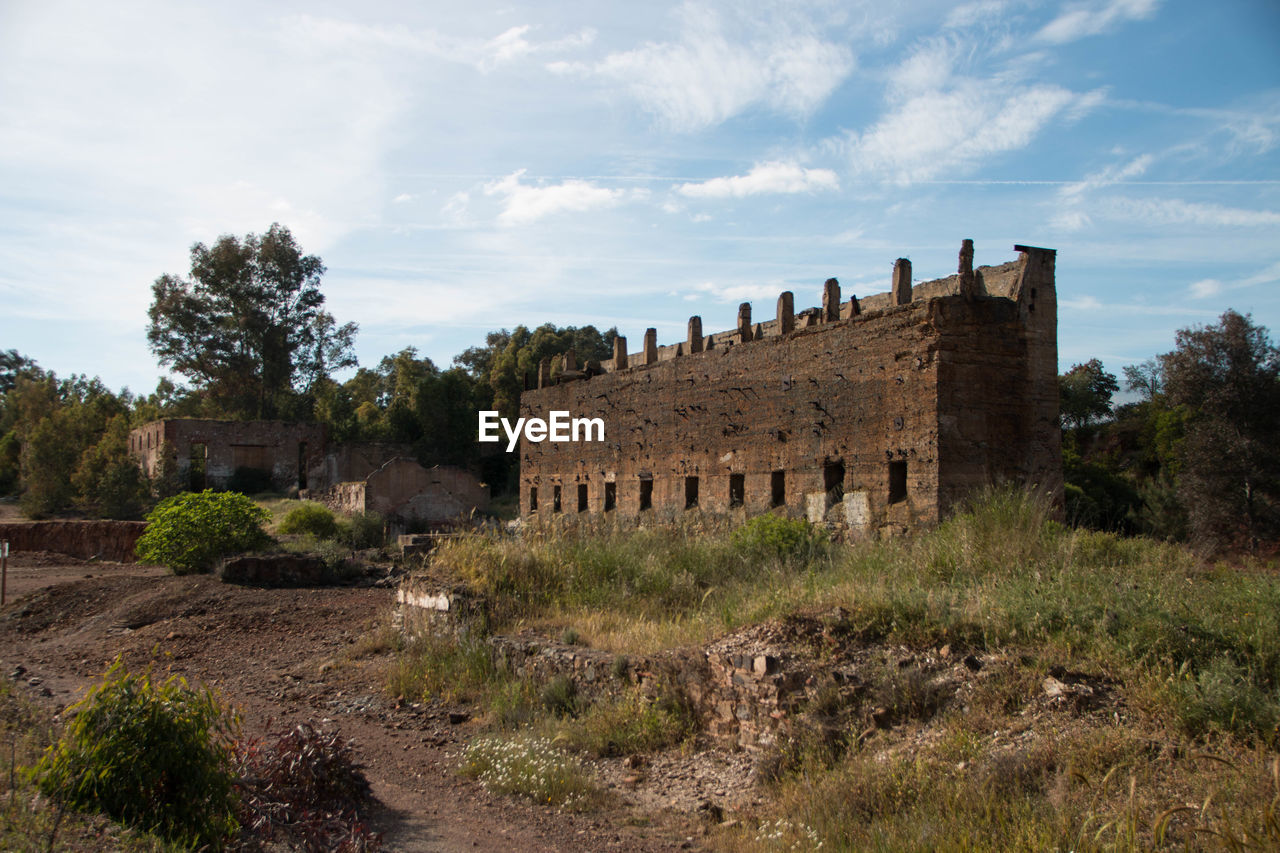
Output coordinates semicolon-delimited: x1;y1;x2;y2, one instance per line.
426;487;1280;744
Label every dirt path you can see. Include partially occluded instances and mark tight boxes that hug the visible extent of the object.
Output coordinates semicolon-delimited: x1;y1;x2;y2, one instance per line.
0;564;704;851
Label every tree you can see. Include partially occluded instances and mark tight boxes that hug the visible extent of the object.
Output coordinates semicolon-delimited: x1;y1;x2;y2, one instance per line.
1059;358;1119;432
483;323;616;420
1161;310;1280;551
0;349;41;394
146;223;357;419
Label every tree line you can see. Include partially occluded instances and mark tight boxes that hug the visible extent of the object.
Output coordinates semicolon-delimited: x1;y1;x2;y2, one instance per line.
2;223;1276;554
1060;309;1279;553
0;224;614;518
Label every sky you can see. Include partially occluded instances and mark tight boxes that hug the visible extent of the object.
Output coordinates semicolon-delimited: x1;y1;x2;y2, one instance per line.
2;0;1278;396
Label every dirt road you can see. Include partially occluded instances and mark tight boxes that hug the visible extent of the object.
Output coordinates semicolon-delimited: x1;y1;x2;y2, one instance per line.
0;558;703;851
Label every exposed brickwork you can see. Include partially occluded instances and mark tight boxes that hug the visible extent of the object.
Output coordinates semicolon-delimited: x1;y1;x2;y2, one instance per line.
0;521;147;562
518;243;1062;534
128;419;325;492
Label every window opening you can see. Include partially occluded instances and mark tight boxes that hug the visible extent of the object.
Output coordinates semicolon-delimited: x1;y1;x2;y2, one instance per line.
771;470;785;507
889;461;908;504
685;476;699;509
729;473;745;508
824;459;845;502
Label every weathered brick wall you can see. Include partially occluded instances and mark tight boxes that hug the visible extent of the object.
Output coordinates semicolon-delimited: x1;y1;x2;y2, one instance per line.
129;419;326;492
518;244;1060;533
0;521;147;562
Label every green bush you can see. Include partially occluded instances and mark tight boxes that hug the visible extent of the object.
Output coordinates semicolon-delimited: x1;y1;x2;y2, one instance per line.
136;489;271;574
731;512;827;562
278;501;339;538
32;659;238;848
338;511;385;549
560;688;695;757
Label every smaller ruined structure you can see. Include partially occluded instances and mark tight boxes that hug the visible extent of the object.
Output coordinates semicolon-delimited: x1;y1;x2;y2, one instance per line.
130;419;324;492
129;421;490;525
310;457;489;526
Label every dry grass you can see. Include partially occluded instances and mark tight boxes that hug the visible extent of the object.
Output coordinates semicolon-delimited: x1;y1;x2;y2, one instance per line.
414;487;1280;847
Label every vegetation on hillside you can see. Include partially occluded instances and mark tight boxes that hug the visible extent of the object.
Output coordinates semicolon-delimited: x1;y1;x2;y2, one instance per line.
402;489;1280;850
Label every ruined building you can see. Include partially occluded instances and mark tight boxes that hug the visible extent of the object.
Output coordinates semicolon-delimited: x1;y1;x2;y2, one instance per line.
130;419;324;492
129;420;488;524
517;242;1062;535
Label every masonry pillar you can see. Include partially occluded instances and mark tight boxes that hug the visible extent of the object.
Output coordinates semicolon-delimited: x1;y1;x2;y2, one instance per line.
849;294;861;317
822;278;840;322
959;238;978;300
563;348;577;372
777;291;794;334
892;258;912;305
613;336;628;370
538;358;551;388
687;316;703;353
737;303;753;342
643;328;657;365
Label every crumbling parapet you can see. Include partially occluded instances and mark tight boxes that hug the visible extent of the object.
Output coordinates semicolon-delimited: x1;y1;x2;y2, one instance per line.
959;238;979;301
892;258;912;305
822;278;841;322
687;316;703;354
777;291;795;335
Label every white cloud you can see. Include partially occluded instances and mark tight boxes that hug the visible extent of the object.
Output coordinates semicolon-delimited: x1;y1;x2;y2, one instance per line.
944;1;1013;30
888;38;961;96
1061;295;1103;311
583;4;854;130
483;170;625;225
1051;209;1092;231
393;193;414;204
1036;0;1160;44
1189;278;1222;299
846;82;1083;182
677;162;839;199
289;15;594;72
1186;261;1280;300
1108;198;1280;228
1060;153;1153;198
1240;261;1280;288
687;279;787;303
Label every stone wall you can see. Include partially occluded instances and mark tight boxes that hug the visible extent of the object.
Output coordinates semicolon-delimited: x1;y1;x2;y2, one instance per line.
129;419;326;492
0;521;147;562
397;578;818;750
517;243;1060;534
315;459;490;525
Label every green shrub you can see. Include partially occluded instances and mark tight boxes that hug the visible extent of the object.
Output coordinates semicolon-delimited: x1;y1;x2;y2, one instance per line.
32;659;238;848
560;688;695;756
338;511;385;549
731;512;827;562
541;675;579;718
387;634;499;703
278;501;339;538
136;489;271;574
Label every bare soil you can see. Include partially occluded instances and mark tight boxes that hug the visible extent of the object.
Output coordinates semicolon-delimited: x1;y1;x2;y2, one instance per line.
0;560;708;851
